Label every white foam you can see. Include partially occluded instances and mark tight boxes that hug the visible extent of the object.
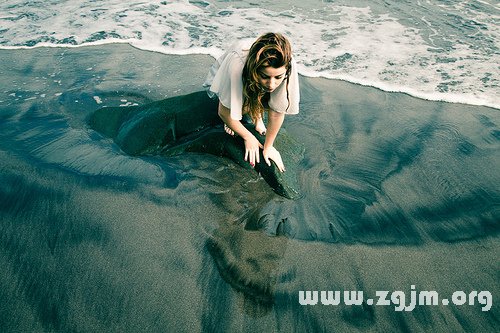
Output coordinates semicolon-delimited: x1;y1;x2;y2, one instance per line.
0;0;498;109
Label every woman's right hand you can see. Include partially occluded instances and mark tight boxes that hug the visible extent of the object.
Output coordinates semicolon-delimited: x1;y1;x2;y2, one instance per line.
244;135;263;167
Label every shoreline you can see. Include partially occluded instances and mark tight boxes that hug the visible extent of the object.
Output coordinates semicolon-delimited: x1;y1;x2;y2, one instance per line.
0;42;498;110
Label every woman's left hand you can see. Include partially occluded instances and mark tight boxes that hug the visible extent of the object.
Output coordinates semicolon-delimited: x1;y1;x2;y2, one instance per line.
263;146;286;173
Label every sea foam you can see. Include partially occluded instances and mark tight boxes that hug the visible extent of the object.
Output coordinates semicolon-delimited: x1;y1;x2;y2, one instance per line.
0;0;498;109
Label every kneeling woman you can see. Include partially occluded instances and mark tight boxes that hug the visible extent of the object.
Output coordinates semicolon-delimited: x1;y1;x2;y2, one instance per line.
203;32;300;172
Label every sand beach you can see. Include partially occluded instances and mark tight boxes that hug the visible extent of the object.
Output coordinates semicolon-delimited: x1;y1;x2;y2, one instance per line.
0;44;498;332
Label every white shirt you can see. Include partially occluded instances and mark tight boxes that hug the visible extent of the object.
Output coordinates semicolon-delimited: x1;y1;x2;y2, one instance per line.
203;39;300;120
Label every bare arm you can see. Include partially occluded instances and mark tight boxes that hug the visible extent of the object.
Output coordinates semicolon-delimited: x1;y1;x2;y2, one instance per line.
218;102;263;165
264;109;284;150
263;110;286;172
218;102;252;140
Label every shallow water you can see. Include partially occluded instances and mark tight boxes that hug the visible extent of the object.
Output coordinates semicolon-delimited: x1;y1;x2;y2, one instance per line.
0;45;499;332
1;0;499;108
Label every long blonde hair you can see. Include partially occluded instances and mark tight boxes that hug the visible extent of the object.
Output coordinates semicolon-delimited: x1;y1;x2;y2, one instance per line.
242;32;293;123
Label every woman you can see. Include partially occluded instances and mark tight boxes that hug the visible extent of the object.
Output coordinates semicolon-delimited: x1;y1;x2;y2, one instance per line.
203;32;300;173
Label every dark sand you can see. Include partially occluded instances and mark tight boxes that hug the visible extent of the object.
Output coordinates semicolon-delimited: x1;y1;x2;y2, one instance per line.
0;44;498;332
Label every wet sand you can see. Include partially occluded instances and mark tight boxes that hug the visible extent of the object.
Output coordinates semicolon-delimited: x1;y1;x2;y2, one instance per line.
0;44;498;332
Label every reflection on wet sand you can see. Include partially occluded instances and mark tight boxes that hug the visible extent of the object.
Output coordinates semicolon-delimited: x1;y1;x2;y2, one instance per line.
201;75;499;325
207;222;288;315
0;45;498;332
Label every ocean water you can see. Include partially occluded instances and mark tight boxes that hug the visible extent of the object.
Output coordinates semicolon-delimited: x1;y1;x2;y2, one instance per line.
0;1;499;332
1;0;499;109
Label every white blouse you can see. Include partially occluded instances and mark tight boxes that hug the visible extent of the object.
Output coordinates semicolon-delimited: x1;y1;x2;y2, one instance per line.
203;39;300;120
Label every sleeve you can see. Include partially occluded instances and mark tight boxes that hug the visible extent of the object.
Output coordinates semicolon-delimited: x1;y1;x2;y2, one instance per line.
203;43;245;120
268;57;300;115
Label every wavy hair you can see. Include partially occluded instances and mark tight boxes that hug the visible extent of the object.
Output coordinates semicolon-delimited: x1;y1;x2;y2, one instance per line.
242;32;293;122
